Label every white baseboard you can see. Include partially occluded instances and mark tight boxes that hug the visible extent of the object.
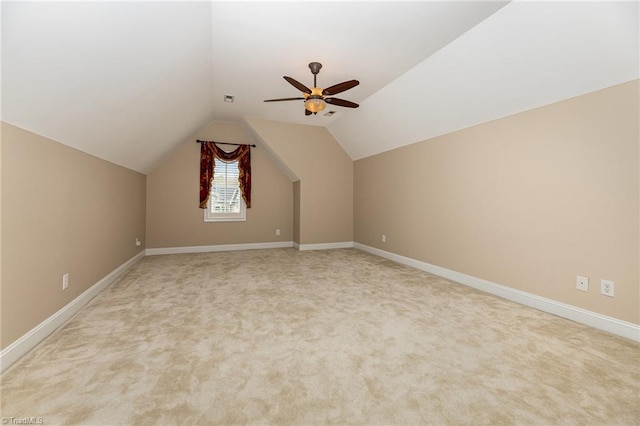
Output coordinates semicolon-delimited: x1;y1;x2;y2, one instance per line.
354;243;640;342
147;241;354;255
0;250;146;374
146;241;294;256
296;241;354;251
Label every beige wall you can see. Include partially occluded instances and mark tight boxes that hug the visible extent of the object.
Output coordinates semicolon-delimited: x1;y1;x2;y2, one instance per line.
1;122;146;349
293;180;301;244
245;118;353;245
146;121;293;248
354;80;639;325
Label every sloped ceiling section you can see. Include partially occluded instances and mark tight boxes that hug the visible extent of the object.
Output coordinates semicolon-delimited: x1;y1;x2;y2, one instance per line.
329;1;640;160
2;1;216;173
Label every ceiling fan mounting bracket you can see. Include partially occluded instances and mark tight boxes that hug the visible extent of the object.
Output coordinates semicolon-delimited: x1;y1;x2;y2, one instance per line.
308;62;322;75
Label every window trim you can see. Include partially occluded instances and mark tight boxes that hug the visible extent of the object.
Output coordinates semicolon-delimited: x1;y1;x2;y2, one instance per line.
204;158;247;223
204;198;246;222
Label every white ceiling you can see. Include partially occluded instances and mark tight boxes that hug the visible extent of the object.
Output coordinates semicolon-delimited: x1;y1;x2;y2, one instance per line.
2;1;638;174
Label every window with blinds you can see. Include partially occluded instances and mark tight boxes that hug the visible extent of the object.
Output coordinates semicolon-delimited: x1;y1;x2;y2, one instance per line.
204;158;246;222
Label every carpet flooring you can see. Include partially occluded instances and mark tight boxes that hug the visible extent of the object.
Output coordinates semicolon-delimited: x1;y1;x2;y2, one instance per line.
1;248;638;425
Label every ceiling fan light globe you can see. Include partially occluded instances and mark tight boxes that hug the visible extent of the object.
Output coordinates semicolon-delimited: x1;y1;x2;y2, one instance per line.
305;97;326;113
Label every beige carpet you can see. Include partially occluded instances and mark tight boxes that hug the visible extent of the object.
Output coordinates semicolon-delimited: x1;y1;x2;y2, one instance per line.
1;248;638;425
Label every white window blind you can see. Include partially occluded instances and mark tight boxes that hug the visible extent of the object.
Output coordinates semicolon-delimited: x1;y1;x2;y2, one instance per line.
204;158;246;222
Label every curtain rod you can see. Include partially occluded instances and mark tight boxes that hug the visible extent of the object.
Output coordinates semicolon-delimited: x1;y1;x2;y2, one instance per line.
196;140;256;148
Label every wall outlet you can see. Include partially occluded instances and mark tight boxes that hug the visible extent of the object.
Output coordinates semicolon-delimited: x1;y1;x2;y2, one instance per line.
135;237;141;247
62;273;69;290
381;234;386;243
600;279;615;297
576;275;589;292
275;229;281;236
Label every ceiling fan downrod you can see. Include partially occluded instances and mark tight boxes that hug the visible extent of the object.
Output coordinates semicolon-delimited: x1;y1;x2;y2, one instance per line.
309;62;322;87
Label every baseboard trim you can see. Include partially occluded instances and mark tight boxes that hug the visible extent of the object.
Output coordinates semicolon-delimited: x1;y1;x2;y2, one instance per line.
146;241;294;256
0;250;146;374
146;241;357;255
296;241;355;251
354;243;640;342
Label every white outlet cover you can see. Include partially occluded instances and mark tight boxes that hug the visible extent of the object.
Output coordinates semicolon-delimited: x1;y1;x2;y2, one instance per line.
600;279;615;297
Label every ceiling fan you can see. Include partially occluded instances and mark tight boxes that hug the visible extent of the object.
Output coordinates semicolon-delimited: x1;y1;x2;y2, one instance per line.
264;62;359;116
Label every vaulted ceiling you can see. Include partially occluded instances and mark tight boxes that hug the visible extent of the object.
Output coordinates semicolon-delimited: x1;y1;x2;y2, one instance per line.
2;1;638;174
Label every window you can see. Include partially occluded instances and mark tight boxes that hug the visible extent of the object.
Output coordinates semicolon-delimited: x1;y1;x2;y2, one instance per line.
204;158;246;222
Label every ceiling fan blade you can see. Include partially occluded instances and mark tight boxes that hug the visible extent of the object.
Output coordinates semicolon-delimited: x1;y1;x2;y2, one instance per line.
263;97;305;102
284;76;312;94
322;79;359;96
325;97;359;108
305;109;312;116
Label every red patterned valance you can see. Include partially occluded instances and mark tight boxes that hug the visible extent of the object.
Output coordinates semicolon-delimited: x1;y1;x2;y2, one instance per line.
199;142;251;209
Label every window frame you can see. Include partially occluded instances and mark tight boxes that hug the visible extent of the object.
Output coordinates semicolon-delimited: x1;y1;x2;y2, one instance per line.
203;158;247;223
